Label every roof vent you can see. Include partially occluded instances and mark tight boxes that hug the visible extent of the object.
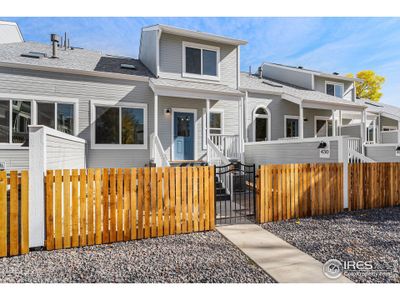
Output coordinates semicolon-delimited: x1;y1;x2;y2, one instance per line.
297;66;303;69
21;51;47;59
333;72;339;75
120;64;137;70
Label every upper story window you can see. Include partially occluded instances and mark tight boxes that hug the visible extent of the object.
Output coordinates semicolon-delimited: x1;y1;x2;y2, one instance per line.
183;42;219;80
326;81;344;98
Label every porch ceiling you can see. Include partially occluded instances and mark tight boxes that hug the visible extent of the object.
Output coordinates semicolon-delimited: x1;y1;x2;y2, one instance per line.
149;78;243;101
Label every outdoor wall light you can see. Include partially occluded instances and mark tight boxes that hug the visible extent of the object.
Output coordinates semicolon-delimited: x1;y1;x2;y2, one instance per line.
317;141;328;149
164;108;171;115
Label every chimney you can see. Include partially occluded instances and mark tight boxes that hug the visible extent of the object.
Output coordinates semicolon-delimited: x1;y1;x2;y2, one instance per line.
258;65;263;79
50;34;60;58
248;66;252;76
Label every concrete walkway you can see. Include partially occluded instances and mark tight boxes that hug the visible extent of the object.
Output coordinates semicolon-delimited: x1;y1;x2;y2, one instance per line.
217;224;352;283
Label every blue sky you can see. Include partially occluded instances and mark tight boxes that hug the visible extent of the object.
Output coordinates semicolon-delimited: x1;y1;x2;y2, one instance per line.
1;17;400;106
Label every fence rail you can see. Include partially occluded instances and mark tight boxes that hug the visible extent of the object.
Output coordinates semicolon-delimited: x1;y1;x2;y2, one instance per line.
45;166;215;250
0;170;29;257
348;163;400;210
256;163;343;223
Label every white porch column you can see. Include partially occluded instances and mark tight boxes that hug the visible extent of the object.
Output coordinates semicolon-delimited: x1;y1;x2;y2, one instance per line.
206;99;210;163
332;109;336;136
239;97;244;161
244;91;248;142
398;120;400;144
377;113;381;143
154;93;158;137
338;110;343;136
361;109;367;154
299;102;304;139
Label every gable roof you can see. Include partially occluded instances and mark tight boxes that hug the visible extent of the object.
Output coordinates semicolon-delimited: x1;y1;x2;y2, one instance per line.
143;24;247;46
356;98;400;120
240;72;366;111
0;41;153;79
263;62;363;83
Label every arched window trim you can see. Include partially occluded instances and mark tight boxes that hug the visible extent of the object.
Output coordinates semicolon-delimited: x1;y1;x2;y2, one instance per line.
252;105;271;142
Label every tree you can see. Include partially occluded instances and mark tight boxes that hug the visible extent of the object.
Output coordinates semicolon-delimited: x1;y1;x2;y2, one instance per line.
346;70;385;102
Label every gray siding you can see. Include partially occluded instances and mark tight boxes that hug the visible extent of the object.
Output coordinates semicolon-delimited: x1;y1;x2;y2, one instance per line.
314;76;354;101
381;131;398;144
244;140;339;167
262;64;313;90
340;124;361;138
158;96;240;160
365;145;400;162
46;135;86;170
0;67;153;168
245;93;334;141
0;148;29;170
159;33;238;88
139;30;158;76
380;116;398;130
246;93;298;141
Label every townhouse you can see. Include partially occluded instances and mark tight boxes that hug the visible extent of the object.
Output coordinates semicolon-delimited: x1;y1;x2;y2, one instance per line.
0;21;399;172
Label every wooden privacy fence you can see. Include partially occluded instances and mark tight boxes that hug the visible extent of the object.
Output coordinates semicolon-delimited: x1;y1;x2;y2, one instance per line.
0;170;29;257
45;166;215;250
256;163;343;223
348;163;400;210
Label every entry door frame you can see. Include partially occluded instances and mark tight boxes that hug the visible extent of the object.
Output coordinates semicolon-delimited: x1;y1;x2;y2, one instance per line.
171;107;197;161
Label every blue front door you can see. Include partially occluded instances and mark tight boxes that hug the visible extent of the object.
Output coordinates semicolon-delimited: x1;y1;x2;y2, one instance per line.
173;111;194;160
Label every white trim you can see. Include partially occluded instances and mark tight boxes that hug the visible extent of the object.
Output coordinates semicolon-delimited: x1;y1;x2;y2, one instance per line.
325;81;345;98
245;135;345;146
143;24;247;46
90;100;148;150
0;61;149;83
171;108;197;161
236;46;240;90
202;108;224;149
314;116;333;138
284;115;300;138
252;105;271;142
182;41;220;81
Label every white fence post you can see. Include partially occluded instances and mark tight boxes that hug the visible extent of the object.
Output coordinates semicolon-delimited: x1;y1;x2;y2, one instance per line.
28;126;46;248
340;136;349;209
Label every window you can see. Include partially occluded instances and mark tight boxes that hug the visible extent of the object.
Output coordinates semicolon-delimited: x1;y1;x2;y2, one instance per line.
12;101;31;143
326;82;344;98
93;103;146;149
315;117;333;137
202;110;223;149
183;42;219;79
285;116;299;138
37;102;75;134
0;100;32;144
253;107;270;142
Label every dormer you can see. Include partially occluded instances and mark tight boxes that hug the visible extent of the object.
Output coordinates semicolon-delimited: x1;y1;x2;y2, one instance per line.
261;62;363;102
139;24;247;89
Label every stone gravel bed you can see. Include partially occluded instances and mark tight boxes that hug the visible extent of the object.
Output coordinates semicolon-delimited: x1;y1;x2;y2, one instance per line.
262;206;400;283
0;231;274;283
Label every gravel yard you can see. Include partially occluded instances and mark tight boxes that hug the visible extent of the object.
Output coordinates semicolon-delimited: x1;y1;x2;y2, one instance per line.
262;206;400;283
0;231;274;283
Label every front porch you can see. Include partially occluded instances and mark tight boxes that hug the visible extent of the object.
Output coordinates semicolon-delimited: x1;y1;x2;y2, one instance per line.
149;78;244;167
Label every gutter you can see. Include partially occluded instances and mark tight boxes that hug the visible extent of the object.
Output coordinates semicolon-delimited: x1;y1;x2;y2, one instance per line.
0;61;150;83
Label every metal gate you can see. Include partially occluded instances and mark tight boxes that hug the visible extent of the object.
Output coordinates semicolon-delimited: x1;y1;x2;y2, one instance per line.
215;162;256;225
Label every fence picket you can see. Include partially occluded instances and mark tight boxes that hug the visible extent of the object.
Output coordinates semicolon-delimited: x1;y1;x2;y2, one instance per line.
102;169;109;243
175;167;182;234
144;168;151;239
87;169;94;246
55;170;63;249
130;168;137;240
157;167;163;236
95;169;102;245
117;168;124;241
169;168;175;235
79;169;87;247
150;167;157;238
46;170;54;250
124;169;131;241
109;168;116;243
